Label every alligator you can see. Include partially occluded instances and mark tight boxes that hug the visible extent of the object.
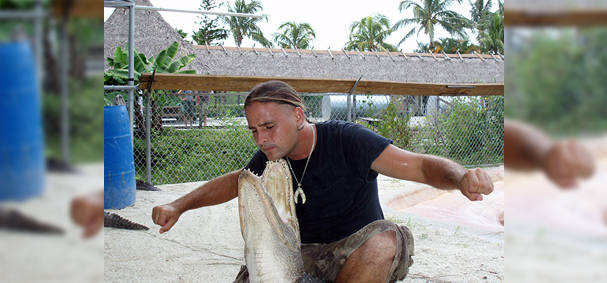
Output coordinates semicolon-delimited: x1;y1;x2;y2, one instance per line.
238;159;323;283
104;211;149;230
136;179;161;191
0;207;64;234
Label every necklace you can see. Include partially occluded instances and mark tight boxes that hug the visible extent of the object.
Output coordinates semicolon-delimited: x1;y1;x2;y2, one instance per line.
285;124;315;204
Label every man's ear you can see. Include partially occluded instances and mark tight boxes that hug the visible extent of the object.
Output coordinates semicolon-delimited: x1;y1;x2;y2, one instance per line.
293;106;305;123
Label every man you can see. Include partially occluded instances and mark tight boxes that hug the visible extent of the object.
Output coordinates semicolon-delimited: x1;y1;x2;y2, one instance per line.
178;90;197;128
152;81;494;283
71;191;104;238
197;91;211;127
504;119;595;188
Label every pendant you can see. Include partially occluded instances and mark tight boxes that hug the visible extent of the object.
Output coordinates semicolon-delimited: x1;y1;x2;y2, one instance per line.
294;184;306;204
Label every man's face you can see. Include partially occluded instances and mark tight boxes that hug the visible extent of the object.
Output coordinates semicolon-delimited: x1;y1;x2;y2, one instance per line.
245;102;299;161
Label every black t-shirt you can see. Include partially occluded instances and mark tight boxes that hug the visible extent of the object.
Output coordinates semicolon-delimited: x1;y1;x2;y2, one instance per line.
244;120;392;244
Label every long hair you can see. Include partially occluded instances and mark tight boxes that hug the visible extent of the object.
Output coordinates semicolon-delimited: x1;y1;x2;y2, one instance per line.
244;81;306;112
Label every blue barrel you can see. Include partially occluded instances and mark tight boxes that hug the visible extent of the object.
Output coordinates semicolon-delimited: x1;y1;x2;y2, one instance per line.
0;42;45;201
104;105;136;209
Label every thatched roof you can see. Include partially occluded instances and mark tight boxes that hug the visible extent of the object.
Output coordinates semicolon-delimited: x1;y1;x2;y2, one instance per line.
191;46;503;84
104;0;503;85
103;0;204;71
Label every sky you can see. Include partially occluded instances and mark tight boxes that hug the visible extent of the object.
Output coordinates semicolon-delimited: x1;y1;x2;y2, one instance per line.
104;0;499;52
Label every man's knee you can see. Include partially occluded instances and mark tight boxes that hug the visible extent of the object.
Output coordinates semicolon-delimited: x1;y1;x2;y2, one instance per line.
359;230;397;263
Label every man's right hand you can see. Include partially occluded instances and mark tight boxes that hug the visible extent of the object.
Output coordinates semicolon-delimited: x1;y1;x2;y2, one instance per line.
543;139;595;189
152;204;182;234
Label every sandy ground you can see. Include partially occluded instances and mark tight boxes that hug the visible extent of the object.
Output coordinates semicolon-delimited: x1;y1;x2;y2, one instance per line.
504;157;607;283
104;167;505;283
0;164;104;283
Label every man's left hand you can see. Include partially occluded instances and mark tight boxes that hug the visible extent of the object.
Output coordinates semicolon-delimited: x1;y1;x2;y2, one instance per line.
458;168;494;201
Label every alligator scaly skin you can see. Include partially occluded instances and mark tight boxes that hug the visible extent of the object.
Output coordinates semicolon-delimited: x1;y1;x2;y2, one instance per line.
104;212;149;230
0;207;64;234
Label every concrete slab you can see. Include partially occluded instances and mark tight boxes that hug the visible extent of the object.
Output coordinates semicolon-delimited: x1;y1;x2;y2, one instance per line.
104;168;504;282
0;163;104;283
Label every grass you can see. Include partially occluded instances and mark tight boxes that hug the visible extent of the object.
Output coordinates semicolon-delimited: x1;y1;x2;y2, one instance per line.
133;126;258;184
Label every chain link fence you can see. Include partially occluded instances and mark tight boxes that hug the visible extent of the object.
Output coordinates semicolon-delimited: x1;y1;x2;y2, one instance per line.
104;89;504;185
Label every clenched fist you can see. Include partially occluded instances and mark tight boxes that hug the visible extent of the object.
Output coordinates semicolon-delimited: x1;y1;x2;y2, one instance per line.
543;139;595;189
152;204;182;234
458;168;494;201
71;191;104;238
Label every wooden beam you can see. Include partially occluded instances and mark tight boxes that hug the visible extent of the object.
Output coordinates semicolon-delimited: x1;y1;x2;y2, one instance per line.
505;9;607;26
139;73;504;96
52;0;104;19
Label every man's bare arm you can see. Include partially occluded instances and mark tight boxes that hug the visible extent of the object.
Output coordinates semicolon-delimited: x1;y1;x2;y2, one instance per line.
371;144;493;201
152;169;242;233
504;119;595;188
504;120;553;170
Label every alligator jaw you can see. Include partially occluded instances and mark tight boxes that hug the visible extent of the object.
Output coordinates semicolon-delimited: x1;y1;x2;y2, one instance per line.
238;159;303;283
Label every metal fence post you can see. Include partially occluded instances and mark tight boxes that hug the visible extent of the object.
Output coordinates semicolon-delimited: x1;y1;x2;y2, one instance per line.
128;4;135;143
346;93;352;122
145;91;151;184
60;16;70;164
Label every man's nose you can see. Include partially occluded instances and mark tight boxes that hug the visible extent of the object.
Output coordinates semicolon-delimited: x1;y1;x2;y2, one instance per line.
257;130;269;144
253;131;268;147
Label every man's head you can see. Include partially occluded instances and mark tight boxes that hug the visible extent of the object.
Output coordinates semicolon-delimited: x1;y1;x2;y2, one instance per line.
244;81;308;161
244;80;306;111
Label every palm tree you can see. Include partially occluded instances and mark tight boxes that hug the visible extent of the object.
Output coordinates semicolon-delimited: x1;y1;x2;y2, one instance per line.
478;10;503;53
272;21;316;49
469;0;493;23
220;0;271;47
345;14;397;52
393;0;473;50
422;37;479;53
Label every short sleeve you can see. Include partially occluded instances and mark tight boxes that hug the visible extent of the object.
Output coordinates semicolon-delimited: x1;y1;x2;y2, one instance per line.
341;123;392;181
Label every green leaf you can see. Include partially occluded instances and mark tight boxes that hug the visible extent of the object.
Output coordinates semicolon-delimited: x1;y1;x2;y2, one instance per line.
165;41;179;60
134;53;152;74
154;49;168;70
166;54;196;73
113;46;126;65
177;54;196;69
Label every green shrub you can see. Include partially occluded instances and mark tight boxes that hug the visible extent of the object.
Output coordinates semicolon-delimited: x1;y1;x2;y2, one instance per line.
421;96;503;166
134;126;258;184
360;97;411;150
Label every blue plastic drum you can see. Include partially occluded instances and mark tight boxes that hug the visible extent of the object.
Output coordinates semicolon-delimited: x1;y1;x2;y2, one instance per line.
104;105;136;209
0;42;45;201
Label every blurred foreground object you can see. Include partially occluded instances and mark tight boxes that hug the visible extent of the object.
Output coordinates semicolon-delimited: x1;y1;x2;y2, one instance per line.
504;120;596;188
51;0;103;19
0;42;45;201
0;207;63;233
0;164;104;282
504;19;607;281
505;0;607;26
70;191;104;238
